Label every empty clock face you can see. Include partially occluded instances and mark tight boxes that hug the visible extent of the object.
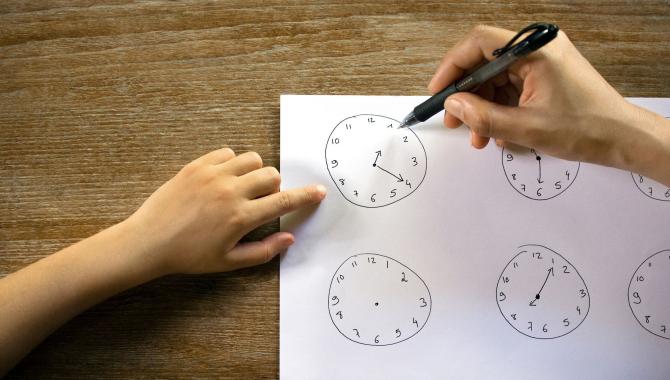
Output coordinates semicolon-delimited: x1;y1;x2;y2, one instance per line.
502;147;579;200
629;250;670;339
328;253;431;346
631;173;670;201
325;114;427;208
496;244;590;339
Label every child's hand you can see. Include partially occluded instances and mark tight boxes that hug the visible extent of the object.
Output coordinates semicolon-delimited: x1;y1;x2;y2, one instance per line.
126;148;326;275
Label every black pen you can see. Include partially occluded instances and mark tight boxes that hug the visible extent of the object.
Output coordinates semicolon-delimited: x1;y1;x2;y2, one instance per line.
398;23;559;129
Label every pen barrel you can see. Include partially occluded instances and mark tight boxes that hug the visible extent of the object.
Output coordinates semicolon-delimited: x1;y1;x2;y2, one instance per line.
413;83;458;122
458;50;518;91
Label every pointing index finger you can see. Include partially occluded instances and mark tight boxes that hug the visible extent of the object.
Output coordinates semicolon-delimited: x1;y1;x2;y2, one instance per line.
247;184;327;226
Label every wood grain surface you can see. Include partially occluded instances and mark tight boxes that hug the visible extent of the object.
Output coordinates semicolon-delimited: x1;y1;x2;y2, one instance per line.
1;1;669;378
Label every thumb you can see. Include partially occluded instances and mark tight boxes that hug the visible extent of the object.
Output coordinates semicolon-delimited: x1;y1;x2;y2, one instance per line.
444;92;527;143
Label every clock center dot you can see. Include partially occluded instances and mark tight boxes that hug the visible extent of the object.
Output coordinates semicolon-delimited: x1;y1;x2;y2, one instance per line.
535;294;540;299
374;302;379;306
536;156;541;161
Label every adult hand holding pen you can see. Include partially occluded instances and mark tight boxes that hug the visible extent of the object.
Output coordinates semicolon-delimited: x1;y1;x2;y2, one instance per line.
429;25;670;186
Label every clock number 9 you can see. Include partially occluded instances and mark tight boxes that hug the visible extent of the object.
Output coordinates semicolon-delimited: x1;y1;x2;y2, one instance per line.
331;296;340;306
506;153;513;162
498;291;507;301
632;291;642;304
330;160;338;168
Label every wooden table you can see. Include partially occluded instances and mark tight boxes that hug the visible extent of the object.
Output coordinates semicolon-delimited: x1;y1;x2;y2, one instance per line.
1;1;668;378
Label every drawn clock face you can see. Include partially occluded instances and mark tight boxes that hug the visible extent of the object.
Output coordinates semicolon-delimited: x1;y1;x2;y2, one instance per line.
502;147;579;200
325;114;427;208
496;245;590;339
631;173;670;201
328;253;432;346
628;250;670;339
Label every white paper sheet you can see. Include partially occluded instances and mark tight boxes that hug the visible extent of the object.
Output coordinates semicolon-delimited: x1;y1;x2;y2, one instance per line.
280;95;670;380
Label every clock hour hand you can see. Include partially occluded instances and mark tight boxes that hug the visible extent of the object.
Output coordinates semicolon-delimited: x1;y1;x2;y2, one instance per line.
529;267;553;306
372;151;404;182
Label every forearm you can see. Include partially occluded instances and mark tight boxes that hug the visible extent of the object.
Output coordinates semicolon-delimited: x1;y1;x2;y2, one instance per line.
0;219;163;374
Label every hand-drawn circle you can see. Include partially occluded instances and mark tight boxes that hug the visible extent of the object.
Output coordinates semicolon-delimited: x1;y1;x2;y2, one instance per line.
325;114;427;208
328;253;432;346
631;173;670;201
628;249;670;339
496;244;590;339
501;147;580;201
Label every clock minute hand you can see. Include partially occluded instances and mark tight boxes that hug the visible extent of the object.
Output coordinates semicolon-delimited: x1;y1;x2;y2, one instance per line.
530;267;553;305
375;164;404;182
531;149;544;184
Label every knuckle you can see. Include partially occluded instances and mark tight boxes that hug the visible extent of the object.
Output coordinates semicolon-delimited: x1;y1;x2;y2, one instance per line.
465;105;492;137
471;24;490;39
262;241;273;264
246;151;263;168
180;161;201;177
277;191;293;211
265;167;281;187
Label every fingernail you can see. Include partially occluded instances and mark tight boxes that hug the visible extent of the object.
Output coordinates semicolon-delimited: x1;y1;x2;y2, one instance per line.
315;184;327;199
445;98;464;119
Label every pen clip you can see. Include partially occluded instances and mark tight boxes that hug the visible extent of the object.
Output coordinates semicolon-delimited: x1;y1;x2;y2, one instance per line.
492;22;558;57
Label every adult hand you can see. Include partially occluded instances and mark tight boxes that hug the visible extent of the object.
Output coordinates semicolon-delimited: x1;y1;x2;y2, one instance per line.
428;25;670;185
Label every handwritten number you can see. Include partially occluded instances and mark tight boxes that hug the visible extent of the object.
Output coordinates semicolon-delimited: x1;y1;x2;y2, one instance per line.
353;328;360;337
330;160;338;168
411;157;418;166
331;137;340;144
401;272;408;282
498;291;507;302
419;298;427;307
632;291;642;304
331;296;340;306
336;311;343;319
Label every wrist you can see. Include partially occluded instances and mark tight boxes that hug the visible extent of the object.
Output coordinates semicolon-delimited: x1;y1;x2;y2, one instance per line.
611;102;670;185
112;217;172;282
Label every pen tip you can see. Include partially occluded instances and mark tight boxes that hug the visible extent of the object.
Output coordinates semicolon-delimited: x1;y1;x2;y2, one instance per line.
397;122;406;129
